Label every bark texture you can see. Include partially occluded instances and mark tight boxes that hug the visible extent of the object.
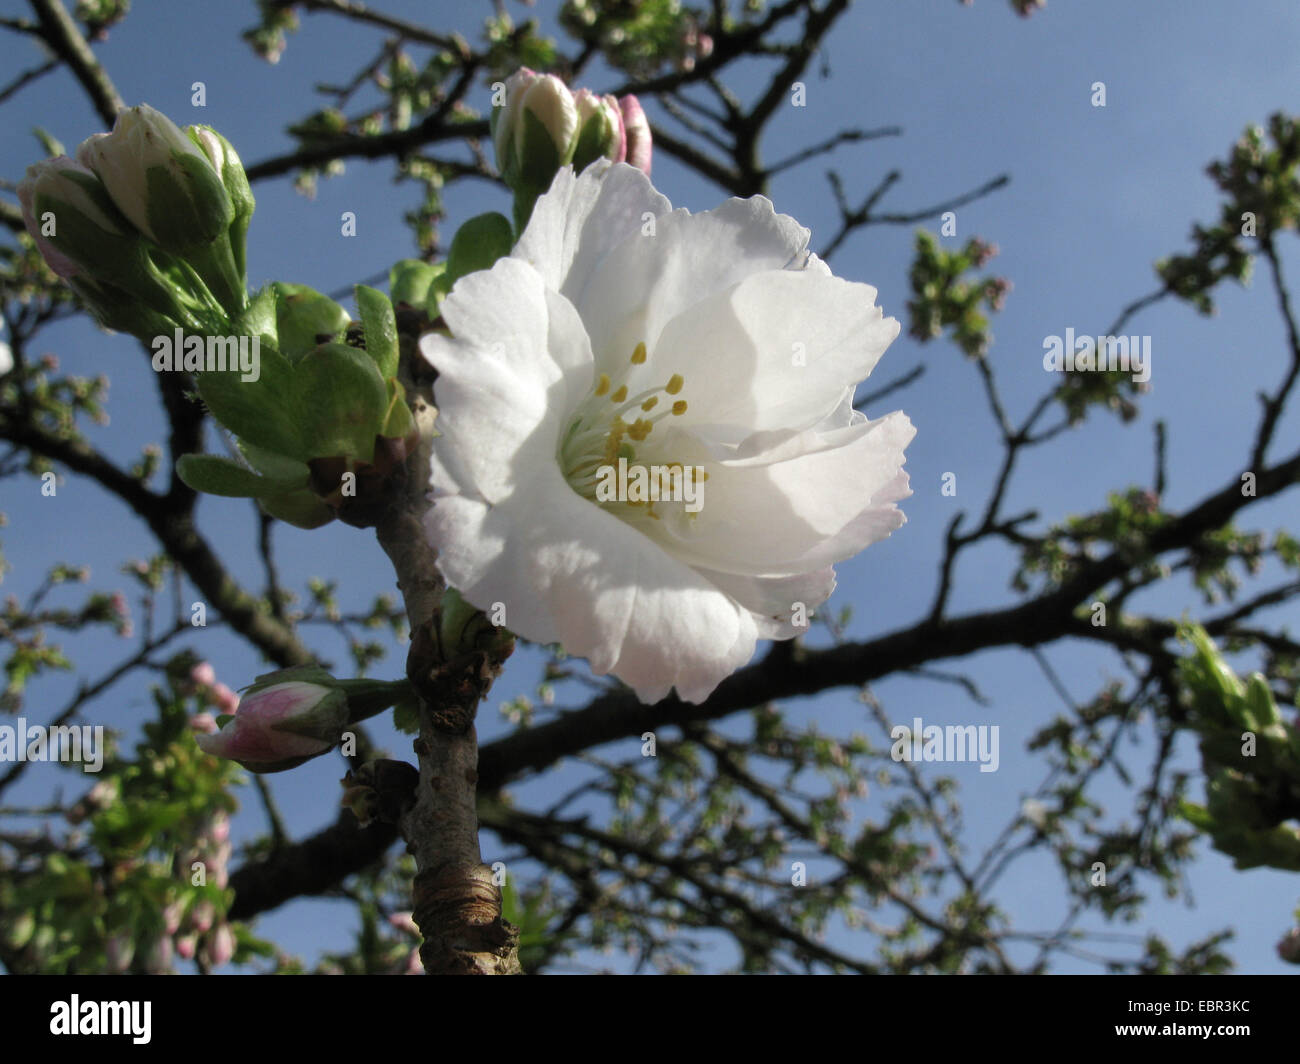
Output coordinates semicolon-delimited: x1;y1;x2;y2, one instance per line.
374;335;521;975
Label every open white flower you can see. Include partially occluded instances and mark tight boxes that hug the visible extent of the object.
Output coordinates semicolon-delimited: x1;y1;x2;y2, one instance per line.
420;162;914;704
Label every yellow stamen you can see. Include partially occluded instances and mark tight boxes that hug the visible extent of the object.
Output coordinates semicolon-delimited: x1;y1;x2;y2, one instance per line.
611;385;628;404
641;396;659;412
627;418;654;442
666;374;684;395
630;341;647;364
672;400;688;416
594;373;611;397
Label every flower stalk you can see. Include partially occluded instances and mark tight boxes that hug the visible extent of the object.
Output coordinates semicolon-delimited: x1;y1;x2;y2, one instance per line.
373;314;521;975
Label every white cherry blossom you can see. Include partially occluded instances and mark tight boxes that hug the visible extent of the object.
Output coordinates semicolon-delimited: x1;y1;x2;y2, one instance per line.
420;162;914;703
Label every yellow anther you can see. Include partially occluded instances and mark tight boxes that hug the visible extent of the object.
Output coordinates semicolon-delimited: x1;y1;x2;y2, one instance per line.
631;341;647;365
611;385;628;403
672;400;688;416
627;418;653;442
641;396;659;412
665;374;684;395
594;373;611;397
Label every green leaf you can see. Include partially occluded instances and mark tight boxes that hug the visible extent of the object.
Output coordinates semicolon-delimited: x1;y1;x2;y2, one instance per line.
382;378;414;439
176;453;304;498
272;282;350;362
196;342;305;459
258;488;335;529
294;342;388;462
433;212;514;298
237;439;311;483
355;284;399;379
389;259;441;307
393;697;420;735
235;285;280;352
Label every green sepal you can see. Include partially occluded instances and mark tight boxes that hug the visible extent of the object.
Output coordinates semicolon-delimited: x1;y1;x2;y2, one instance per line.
518;106;567;188
393;698;420;735
143;154;233;252
356;284;399;379
294;342;389;462
258;489;336;529
1245;673;1280;729
272;282;350;362
237;439;311;482
433;212;514;298
195;341;305;459
389;259;441;308
235;285;280;351
383;378;415;439
176;453;306;498
244;665;337;692
571;109;616;172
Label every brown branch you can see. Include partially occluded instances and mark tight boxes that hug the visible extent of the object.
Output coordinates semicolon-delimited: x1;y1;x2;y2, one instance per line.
371;339;519;974
29;0;123;126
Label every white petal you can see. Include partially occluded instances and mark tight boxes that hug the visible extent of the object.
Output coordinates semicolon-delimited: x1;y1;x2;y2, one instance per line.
513;162;670;297
643;269;900;439
426;477;757;704
422;258;591;505
651;411;916;575
571;192;817;370
694;566;838;639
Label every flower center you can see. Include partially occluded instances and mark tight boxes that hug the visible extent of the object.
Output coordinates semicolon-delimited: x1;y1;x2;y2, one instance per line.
560;340;695;519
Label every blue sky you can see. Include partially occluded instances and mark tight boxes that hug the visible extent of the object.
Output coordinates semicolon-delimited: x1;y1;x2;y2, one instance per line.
3;0;1299;973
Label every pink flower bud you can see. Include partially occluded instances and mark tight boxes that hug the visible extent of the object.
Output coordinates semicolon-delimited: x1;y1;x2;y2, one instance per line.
205;923;235;967
619;96;652;175
211;682;240;715
176;934;197;960
145;934;173;973
572;89;625;171
190;899;215;934
388;911;420;937
190;661;216;688
163;899;185;935
195;680;347;772
190;712;219;735
492;68;580;189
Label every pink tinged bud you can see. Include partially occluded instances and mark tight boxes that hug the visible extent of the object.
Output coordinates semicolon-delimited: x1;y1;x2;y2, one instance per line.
619;96;652;175
211;682;240;715
405;946;423;975
163;899;185;935
697;33;714;59
78;103;232;251
176;934;197;960
572;90;625;170
16;156;127;279
146;934;173;973
190;899;216;934
190;661;216;688
208;811;231;844
493;68;580;187
205;923;235;967
388;911;420;937
190;712;219;735
194;680;348;772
